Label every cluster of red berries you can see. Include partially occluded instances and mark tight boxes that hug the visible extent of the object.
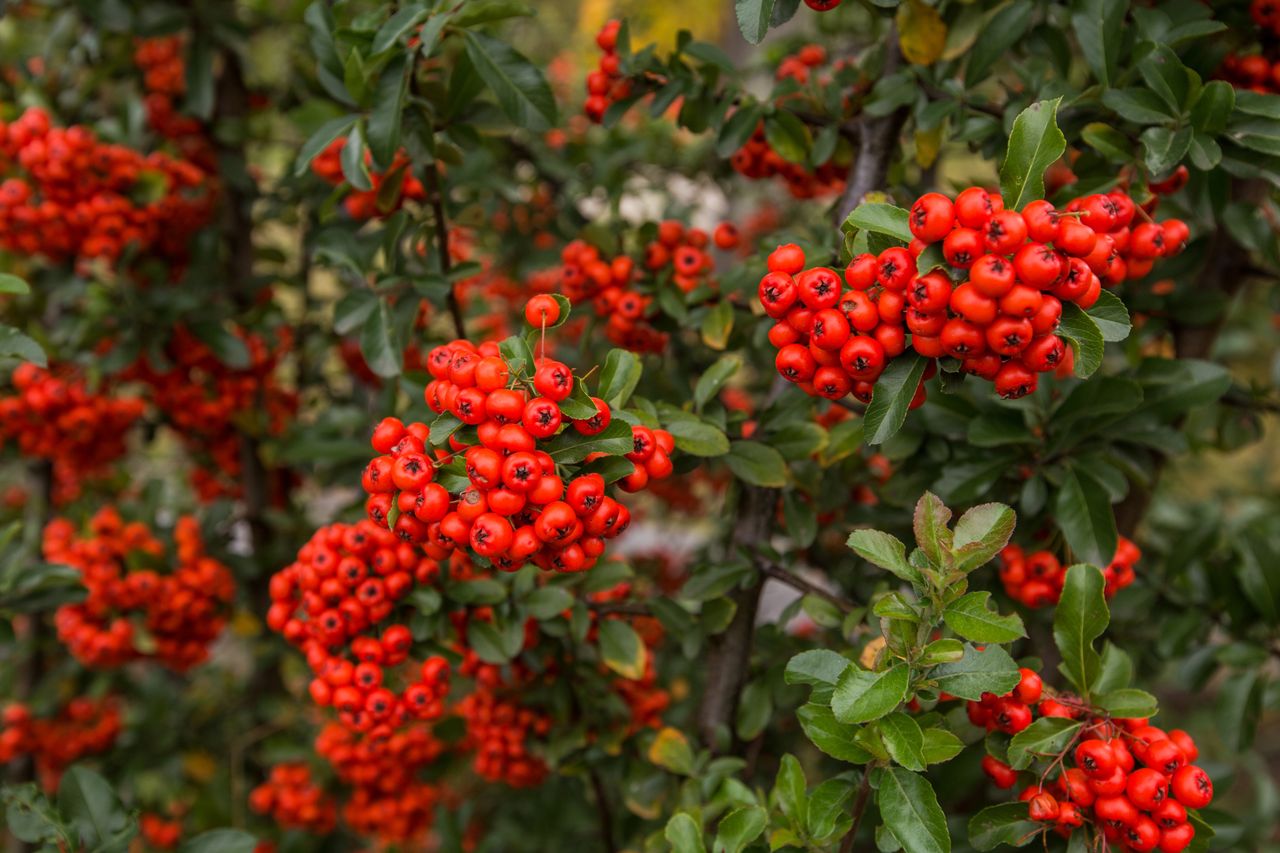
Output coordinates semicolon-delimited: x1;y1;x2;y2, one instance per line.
0;699;122;792
132;36;212;170
43;508;234;671
0;107;214;266
975;684;1212;852
311;137;427;220
1253;0;1280;34
730;121;849;199
373;334;673;573
585;20;631;123
552;219;739;353
126;326;297;501
268;522;450;734
999;537;1141;608
1218;52;1280;93
0;363;145;504
139;813;183;850
314;722;444;844
763;188;1189;402
248;763;338;835
804;0;841;9
457;689;552;788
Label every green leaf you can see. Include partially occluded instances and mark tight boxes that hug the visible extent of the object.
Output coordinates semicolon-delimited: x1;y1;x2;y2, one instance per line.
367;54;409;170
1072;0;1128;86
452;0;533;26
180;829;258;853
1087;290;1131;342
462;31;557;130
718;103;767;157
1190;80;1235;135
865;353;928;445
0;274;30;295
877;768;950;853
339;121;372;189
666;419;731;457
1054;467;1117;567
190;321;251;369
0;327;46;367
966;0;1032;84
735;0;777;45
295;114;356;175
648;727;696;775
715;806;766;853
544;417;633;463
831;664;910;724
968;802;1041;851
943;592;1026;644
844;203;913;244
371;3;430;54
360;299;402;377
334;290;378;335
763;110;812;165
665;813;707;853
921;728;965;765
467;619;517;664
772;422;828;460
846;529;923;587
598;348;642;407
807;779;855;841
724;440;787;487
878;712;926;771
1081;122;1135;162
786;649;852;689
1053;564;1109;697
58;766;130;849
1058;303;1106;378
599;619;646;679
700;299;734;350
951;503;1016;572
797;703;873;763
523;586;573;620
913;491;953;571
999;98;1066;210
1007;718;1083;770
695;352;741;411
1095;688;1158;718
774;754;808;827
1102;88;1176;124
1141;125;1192;178
928;644;1021;701
782;490;818;548
499;334;535;378
1138;44;1191;114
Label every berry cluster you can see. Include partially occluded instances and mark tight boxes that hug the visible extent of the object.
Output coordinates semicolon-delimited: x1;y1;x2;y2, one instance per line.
804;0;842;9
585;20;631;123
43;508;234;671
248;763;338;835
732;122;849;200
0;107;214;266
310;137;427;220
315;723;443;843
998;537;1141;608
1218;51;1280;94
0;363;145;504
268;522;450;734
139;813;183;850
375;332;673;573
126;326;297;501
976;684;1212;853
552;219;738;353
132;35;211;168
0;698;122;792
457;689;551;788
762;188;1189;403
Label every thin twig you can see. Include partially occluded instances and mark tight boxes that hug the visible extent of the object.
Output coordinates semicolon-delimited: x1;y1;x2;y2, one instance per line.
588;767;619;853
839;767;875;853
760;560;856;613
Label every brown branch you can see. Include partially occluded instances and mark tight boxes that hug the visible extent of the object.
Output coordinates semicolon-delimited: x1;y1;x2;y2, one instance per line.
696;480;776;752
837;26;909;223
839;767;875;853
760;560;855;613
588;767;619;853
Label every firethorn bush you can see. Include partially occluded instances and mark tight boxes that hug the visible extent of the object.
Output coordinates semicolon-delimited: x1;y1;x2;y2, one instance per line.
0;1;1278;852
